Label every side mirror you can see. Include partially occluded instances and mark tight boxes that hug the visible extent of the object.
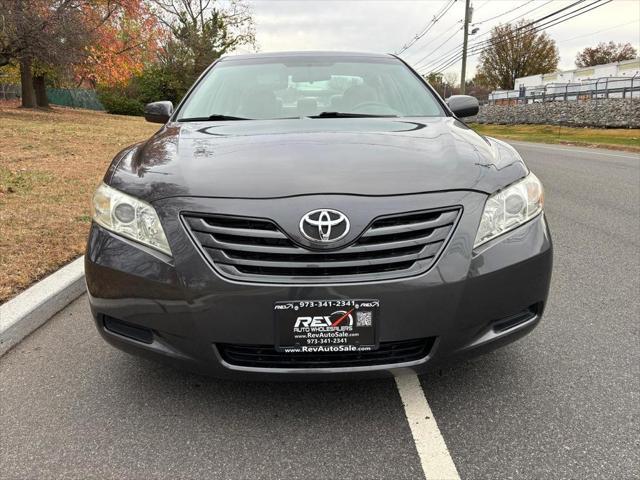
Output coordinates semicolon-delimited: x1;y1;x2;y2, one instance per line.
446;95;479;118
144;101;174;124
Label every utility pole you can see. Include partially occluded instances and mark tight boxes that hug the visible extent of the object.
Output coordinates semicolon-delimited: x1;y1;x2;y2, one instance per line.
460;0;472;94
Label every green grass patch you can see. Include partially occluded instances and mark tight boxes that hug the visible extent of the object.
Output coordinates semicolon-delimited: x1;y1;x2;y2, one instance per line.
0;166;54;195
469;124;640;151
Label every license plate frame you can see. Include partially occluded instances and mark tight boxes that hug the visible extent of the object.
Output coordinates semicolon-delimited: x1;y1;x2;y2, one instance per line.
274;299;379;353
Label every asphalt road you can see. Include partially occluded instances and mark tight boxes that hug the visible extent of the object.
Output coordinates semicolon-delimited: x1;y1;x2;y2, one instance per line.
1;141;638;479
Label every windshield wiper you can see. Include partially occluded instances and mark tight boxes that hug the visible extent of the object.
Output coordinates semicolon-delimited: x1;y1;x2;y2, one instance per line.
309;112;398;118
178;114;251;122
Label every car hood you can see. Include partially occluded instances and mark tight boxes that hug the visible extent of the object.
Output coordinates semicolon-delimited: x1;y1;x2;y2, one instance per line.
106;117;527;202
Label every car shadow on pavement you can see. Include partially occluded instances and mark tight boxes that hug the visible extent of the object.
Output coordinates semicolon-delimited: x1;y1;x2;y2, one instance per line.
66;350;427;478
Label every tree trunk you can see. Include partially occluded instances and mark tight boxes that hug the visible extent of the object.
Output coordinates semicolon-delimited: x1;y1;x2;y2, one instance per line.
33;75;49;108
19;57;37;108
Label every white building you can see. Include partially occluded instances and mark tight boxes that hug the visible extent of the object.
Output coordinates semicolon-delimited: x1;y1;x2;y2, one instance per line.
489;58;640;103
515;58;640;88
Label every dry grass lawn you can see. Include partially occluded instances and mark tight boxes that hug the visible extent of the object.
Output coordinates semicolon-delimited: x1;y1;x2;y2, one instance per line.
0;103;157;302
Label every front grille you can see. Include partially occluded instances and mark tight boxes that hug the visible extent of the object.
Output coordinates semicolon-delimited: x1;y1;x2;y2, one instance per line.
183;207;460;283
217;338;436;369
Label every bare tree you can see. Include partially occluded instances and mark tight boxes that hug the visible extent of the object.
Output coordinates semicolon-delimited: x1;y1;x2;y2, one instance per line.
150;0;256;93
444;72;458;88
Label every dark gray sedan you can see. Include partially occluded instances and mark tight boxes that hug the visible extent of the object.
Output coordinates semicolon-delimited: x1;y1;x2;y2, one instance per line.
85;51;552;379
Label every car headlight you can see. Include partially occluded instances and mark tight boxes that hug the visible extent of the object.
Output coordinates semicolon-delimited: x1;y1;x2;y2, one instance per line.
474;172;544;248
91;183;172;256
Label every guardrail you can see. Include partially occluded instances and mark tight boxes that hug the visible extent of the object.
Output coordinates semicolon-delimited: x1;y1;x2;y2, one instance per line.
489;74;640;105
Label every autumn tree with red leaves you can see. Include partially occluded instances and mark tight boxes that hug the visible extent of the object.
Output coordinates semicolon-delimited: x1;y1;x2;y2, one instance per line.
0;0;163;107
1;0;255;111
75;0;163;87
96;0;257;114
575;42;637;68
476;19;559;90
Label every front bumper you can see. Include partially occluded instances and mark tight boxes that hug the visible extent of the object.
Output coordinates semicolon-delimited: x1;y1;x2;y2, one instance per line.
85;192;552;380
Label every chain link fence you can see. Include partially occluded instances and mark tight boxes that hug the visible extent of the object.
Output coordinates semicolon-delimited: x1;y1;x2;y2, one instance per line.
46;88;104;110
0;83;104;110
489;75;640;105
0;83;21;100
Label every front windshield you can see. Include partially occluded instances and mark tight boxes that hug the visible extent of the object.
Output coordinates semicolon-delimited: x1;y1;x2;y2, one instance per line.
176;55;445;120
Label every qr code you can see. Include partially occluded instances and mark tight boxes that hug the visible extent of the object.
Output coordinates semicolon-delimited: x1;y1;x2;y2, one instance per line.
356;311;372;327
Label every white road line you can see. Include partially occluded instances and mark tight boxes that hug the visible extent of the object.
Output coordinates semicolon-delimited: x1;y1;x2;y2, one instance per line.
506;141;640;159
395;373;460;480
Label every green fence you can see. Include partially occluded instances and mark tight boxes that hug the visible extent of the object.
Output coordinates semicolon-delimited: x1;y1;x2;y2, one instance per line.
46;87;104;111
1;84;105;110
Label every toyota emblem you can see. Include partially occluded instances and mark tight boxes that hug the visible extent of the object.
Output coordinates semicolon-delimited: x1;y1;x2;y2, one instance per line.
299;209;350;243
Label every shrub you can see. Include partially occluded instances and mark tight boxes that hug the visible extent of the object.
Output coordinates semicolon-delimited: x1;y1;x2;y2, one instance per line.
96;63;190;116
134;64;186;106
97;88;144;116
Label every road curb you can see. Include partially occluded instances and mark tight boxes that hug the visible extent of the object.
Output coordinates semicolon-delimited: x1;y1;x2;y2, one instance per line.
0;256;85;357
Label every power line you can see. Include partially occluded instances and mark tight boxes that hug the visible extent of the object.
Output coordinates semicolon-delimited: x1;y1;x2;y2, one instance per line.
428;0;613;74
473;0;556;31
430;0;586;71
397;0;457;55
503;0;556;23
418;0;555;72
423;0;602;73
474;0;492;12
421;0;593;72
431;1;607;73
556;18;640;44
472;0;536;26
396;0;458;55
412;26;463;70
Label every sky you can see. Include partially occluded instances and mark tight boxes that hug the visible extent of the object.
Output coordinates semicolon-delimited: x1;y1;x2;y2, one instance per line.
241;0;640;82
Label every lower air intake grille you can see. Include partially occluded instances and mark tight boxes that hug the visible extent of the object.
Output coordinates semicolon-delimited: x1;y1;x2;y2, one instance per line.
217;338;436;369
103;316;153;344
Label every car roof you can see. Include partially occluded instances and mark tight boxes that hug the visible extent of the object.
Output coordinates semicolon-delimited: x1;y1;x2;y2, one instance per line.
219;51;396;62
